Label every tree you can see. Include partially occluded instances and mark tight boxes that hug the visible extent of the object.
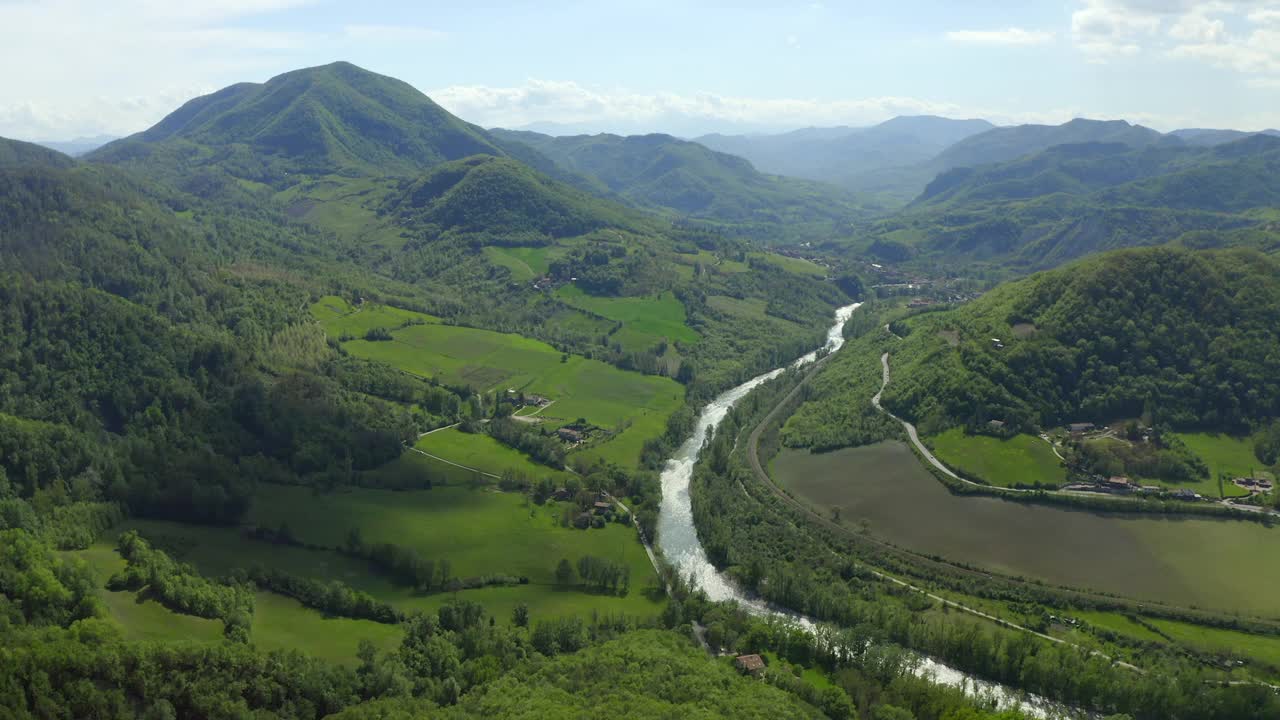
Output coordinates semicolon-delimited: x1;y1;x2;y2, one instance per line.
555;558;575;587
512;602;530;628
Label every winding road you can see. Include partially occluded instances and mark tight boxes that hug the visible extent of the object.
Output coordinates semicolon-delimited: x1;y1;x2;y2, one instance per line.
876;350;1280;517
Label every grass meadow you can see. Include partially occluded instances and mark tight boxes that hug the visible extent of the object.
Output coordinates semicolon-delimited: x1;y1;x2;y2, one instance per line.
771;441;1280;617
1175;431;1272;486
414;428;573;484
555;284;699;348
928;428;1067;488
76;482;664;662
312;296;683;467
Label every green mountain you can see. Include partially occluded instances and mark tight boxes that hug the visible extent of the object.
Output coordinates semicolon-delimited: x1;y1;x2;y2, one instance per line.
0;137;75;169
490;128;867;236
918;135;1280;211
90;62;505;177
931;118;1164;172
856;135;1280;268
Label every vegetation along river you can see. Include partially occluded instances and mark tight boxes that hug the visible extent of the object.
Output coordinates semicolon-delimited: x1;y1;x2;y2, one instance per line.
655;302;1075;719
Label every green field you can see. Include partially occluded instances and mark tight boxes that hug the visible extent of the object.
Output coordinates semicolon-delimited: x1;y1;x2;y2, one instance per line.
556;284;699;347
91;483;663;648
928;428;1067;488
1071;610;1167;644
1074;610;1280;678
1147;617;1280;673
312;297;683;466
752;252;826;277
310;295;439;338
707;294;769;319
483;246;556;281
1175;432;1269;497
771;441;1280;617
70;543;226;644
246;485;657;592
253;591;401;665
414;427;573;483
67;541;398;661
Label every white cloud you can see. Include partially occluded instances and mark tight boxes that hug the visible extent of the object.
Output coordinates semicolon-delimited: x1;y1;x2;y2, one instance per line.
945;28;1055;46
1070;0;1280;84
1071;0;1162;60
427;78;1186;135
1169;12;1226;42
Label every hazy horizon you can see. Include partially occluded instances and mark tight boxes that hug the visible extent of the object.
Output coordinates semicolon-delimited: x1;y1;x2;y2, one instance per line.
4;1;1280;142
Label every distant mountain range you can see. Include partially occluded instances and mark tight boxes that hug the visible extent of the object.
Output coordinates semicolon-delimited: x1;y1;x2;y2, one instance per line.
696;116;995;205
489;129;868;232
853;132;1280;268
697;117;1280;209
33;134;117;156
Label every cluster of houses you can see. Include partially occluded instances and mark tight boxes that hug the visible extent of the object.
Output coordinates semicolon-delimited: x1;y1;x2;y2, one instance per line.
1233;477;1275;495
1063;475;1198;499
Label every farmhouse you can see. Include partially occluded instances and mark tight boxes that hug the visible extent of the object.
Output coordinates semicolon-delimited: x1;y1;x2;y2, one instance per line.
1068;422;1095;433
1104;476;1133;492
987;419;1006;430
558;427;584;443
734;654;766;676
593;501;612;514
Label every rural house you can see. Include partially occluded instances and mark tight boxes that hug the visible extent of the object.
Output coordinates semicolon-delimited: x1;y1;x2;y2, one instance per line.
734;654;766;676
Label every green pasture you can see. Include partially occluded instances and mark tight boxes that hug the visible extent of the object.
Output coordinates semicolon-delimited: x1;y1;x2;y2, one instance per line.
928;428;1067;488
707;294;769;320
751;252;827;277
68;543;225;644
1175;431;1270;492
327;315;681;466
246;485;657;592
483;246;555;281
414;427;573;483
311;295;439;338
1147;617;1280;673
555;284;699;347
253;591;401;665
1072;610;1167;644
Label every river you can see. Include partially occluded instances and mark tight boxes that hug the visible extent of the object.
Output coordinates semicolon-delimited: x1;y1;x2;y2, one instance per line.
655;301;1076;719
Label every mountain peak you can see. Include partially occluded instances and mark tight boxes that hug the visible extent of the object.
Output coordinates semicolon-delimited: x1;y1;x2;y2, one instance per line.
93;61;503;176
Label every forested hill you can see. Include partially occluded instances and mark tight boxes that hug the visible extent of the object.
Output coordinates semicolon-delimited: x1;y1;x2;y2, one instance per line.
930;118;1165;173
87;61;582;187
0;136;75;169
881;247;1280;435
855;134;1280;269
490;128;868;238
917;134;1280;211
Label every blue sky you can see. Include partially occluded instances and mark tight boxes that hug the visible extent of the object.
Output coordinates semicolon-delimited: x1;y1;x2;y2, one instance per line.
2;0;1278;140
